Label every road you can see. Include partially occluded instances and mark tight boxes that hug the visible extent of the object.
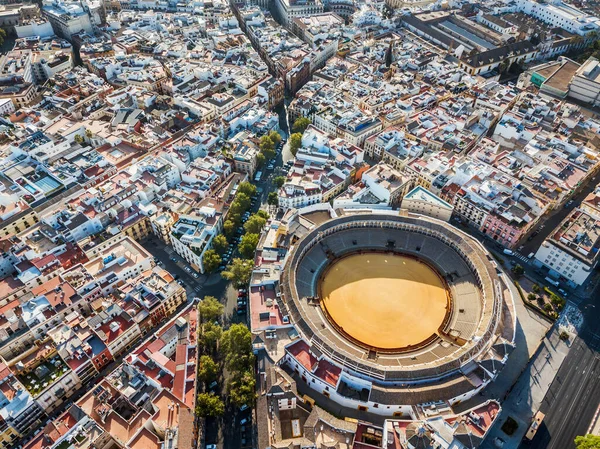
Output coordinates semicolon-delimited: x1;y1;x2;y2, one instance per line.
523;281;600;449
148;106;290;449
519;176;599;256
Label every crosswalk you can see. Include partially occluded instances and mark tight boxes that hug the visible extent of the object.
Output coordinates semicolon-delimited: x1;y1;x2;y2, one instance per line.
514;253;530;263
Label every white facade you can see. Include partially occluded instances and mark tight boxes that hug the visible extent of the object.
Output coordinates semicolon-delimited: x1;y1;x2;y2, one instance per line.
568;58;600;106
401;186;454;222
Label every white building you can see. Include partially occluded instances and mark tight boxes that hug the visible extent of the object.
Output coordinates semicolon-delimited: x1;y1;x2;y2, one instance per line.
512;0;600;36
273;0;324;27
401;186;454;222
533;209;600;286
170;208;221;273
568;57;600;107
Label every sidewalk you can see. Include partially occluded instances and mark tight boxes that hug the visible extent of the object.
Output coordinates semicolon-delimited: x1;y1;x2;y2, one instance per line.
480;326;571;449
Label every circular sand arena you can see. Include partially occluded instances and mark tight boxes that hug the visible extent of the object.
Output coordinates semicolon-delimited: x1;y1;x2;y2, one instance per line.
319;253;450;351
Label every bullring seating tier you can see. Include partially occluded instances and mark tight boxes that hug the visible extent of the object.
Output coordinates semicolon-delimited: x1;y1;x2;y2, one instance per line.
281;213;512;383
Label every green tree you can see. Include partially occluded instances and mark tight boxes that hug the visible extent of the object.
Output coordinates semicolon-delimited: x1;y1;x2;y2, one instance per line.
267;192;279;206
292;117;311;134
202;249;221;273
228;369;257;407
532;284;541;294
0;29;5;48
200;321;222;351
212;234;229;254
222;258;254;288
232;193;251;213
260;135;275;153
273;176;286;188
223;220;236;238
74;134;84;144
238;181;257;198
195;392;225;417
575;434;600;449
239;233;259;259
198;355;219;384
256;152;266;168
527;293;537;301
198;296;224;323
256;210;269;220
289;133;302;156
244;215;267;234
268;130;282;145
85;129;93;139
511;264;524;277
262;146;276;161
221;323;254;372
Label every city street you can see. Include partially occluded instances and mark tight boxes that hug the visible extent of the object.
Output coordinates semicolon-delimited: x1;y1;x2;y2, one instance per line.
138;112;290;449
523;280;600;449
519;175;598;256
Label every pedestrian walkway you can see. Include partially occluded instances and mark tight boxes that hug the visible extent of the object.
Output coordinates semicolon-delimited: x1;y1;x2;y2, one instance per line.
514;252;530;264
480;325;571;449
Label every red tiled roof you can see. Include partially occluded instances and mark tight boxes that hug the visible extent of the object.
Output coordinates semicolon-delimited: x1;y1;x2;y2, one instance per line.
287;340;317;372
314;359;341;387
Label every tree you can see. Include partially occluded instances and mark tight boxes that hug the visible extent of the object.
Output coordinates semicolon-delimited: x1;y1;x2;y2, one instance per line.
527;293;537;301
74;134;84;144
261;145;276;161
268;130;282;145
221;323;254;372
202;250;221;274
222;258;254;288
273;176;286;188
244;215;267;234
256;152;266;168
238;181;257;198
239;233;259;259
532;284;541;294
575;434;600;449
198;355;219;384
200;321;222;351
198;296;224;323
511;264;524;277
223;220;236;238
256;210;269;220
260;135;275;153
212;234;229;254
267;192;279;207
228;369;257;407
196;392;225;417
292;117;311;134
0;29;5;48
289;133;302;156
232;192;251;213
85;129;93;139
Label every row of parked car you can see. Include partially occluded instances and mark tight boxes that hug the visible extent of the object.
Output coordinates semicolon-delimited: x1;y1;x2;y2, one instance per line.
237;289;247;315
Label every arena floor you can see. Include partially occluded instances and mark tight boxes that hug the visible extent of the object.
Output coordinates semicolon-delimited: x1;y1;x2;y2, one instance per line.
319;253;450;350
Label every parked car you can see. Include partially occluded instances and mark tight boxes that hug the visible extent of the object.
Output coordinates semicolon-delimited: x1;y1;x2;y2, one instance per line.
503;249;514;256
239;289;247;294
545;276;560;287
237;308;246;315
238;291;247;298
192;273;199;278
